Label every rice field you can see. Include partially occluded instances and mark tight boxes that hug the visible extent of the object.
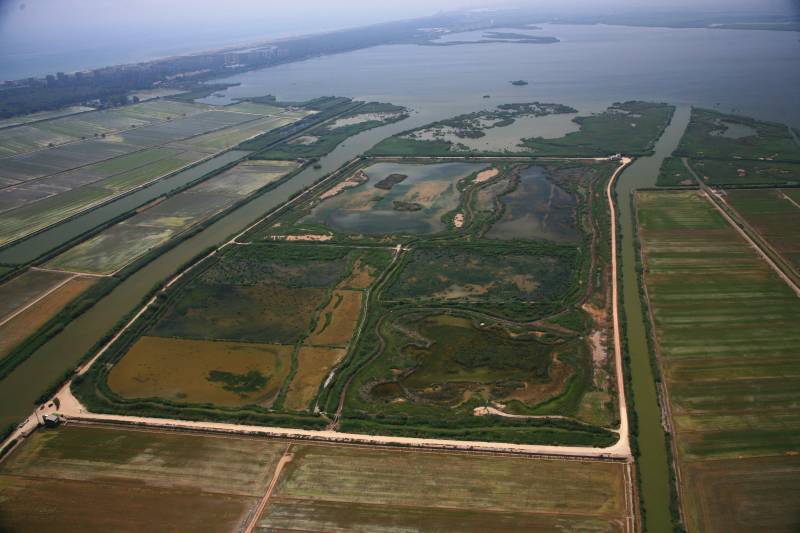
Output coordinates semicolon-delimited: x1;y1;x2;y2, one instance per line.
256;444;630;532
174;114;302;153
0;268;73;319
0;275;97;361
0;102;304;246
45;160;298;274
637;189;800;533
0;106;94;129
0;425;286;533
0;424;630;533
723;188;800;271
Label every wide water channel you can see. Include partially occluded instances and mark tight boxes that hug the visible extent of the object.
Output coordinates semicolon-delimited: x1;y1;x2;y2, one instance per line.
617;106;691;532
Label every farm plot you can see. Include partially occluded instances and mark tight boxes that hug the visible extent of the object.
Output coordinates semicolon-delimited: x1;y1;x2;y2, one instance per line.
383;243;577;321
256;444;630;533
723;188;800;270
0;124;75;157
0;101;210;158
46;160;298;274
0;268;74;319
118;110;256;147
637;190;800;533
675;108;800;162
0;275;97;361
0;106;93;129
0;138;140;183
0;424;286;533
300;161;489;236
223;101;286;115
173;113;306;153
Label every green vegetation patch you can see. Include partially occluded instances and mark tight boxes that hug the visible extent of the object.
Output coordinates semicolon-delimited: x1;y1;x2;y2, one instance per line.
688;158;800;186
656;156;695;186
675;108;800;162
152;245;351;344
383;243;578;321
521;101;674;156
371;101;673;156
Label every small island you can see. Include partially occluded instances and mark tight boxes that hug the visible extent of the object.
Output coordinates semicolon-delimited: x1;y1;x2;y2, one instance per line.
374;173;408;190
510;80;529;86
392;201;423;212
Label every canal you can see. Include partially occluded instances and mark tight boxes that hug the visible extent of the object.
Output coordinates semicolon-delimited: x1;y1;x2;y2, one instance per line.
616;105;690;532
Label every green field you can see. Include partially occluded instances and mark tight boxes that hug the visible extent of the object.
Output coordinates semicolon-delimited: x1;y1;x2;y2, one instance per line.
0;424;630;533
637;190;800;532
46;160;298;274
688;158;800;186
723;188;800;271
655;156;695;186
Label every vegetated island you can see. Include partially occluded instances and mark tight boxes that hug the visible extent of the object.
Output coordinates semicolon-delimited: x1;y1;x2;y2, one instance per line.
374;173;408;190
392;200;423;211
511;80;529;86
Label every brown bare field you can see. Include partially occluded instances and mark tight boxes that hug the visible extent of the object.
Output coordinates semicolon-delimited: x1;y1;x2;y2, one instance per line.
256;444;629;532
0;269;73;319
107;336;294;407
306;290;362;347
340;258;377;289
0;424;290;532
0;476;254;533
0;276;97;360
283;346;347;411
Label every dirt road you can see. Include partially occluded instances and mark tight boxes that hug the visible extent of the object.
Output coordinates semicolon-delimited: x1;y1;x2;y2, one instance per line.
242;444;293;533
605;157;633;457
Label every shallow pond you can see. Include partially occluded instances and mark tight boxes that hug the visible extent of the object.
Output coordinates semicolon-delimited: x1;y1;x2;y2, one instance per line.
486;166;578;242
303;162;487;235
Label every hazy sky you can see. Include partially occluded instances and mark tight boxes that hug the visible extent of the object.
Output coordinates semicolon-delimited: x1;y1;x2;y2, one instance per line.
0;0;796;79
